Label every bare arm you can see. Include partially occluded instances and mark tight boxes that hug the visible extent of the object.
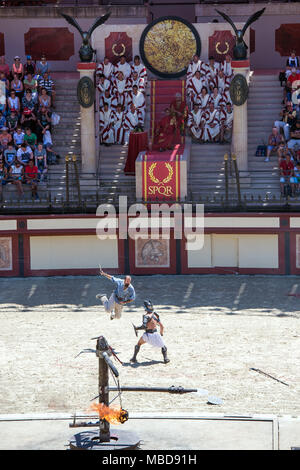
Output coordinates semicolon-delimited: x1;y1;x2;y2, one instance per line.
99;266;112;280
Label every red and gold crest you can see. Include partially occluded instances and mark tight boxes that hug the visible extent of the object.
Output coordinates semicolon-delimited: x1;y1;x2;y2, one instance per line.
142;156;180;202
105;32;132;65
208;30;235;62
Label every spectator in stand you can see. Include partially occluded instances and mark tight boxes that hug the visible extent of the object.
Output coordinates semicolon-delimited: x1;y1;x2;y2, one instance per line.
287;119;300;152
4;143;17;168
0;127;12;150
23;72;38;103
285;51;300;79
265;127;284;162
274;102;297;142
42;130;60;165
294;162;300;193
0;112;6;130
17;142;33;165
24;158;39;200
20;106;37;133
13;126;25;148
34;142;48;181
24;127;37;151
38;87;51;110
8;159;24;197
37;72;55;107
0;161;8;198
0;56;10;79
7;90;21;116
285;68;300;104
10;56;24;81
279;153;295;196
23;55;36;78
10;73;24;101
36;106;51;141
22;88;36;112
36;55;51;78
6;111;18;134
0;71;10;97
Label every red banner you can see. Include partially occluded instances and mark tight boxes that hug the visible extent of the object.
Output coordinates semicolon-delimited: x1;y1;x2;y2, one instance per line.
104;32;132;65
142;154;180;201
208;30;235;62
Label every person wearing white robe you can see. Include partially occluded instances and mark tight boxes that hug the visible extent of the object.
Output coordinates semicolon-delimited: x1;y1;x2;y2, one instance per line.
126;72;145;94
197;86;210;110
99;90;117;110
131;55;147;83
219;102;233;143
187;104;204;141
127;86;146;125
97;74;111;98
205;57;220;92
202;102;220;142
96;57;114;82
209;87;224;109
123;104;142;145
112;71;128;108
112;104;125;144
186;55;204;86
114;56;132;80
99;104;115;145
222;55;233;80
187;71;204;106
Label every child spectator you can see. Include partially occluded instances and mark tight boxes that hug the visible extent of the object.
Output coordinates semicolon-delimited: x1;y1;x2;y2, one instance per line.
13;126;25;148
24;127;37;150
6;111;18;134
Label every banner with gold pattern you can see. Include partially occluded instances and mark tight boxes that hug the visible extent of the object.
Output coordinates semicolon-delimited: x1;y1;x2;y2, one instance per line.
142;154;180;201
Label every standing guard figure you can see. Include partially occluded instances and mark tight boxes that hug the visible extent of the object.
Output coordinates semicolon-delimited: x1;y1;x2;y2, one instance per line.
130;300;170;364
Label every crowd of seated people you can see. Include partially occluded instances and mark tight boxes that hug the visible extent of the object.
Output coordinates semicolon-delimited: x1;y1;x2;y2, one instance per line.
186;54;234;144
96;55;147;146
268;51;300;196
0;54;60;200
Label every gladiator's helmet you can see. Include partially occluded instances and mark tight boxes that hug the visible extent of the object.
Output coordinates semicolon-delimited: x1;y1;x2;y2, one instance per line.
143;300;154;313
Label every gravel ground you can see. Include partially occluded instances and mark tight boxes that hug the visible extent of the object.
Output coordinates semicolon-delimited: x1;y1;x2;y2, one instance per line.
0;274;299;417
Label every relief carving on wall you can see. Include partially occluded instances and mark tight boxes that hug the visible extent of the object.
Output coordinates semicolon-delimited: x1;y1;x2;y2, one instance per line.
135;238;170;268
0;237;12;271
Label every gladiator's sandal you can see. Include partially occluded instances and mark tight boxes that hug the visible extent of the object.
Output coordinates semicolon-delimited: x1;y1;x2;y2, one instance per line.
130;344;140;363
161;347;170;364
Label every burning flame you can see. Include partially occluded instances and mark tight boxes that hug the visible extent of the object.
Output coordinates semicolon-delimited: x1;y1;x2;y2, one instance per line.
90;402;128;424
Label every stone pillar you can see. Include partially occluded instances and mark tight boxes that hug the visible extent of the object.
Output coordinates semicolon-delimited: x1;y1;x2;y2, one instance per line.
231;60;251;179
77;62;96;174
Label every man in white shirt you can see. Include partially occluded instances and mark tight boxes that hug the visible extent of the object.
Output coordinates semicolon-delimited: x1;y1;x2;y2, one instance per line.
187;103;204;142
114;56;131;80
99;102;115;145
96;57;114;82
123;103;142;145
112;103;125;144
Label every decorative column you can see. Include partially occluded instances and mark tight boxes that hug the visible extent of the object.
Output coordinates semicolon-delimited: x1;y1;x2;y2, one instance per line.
231;59;251;181
77;62;97;174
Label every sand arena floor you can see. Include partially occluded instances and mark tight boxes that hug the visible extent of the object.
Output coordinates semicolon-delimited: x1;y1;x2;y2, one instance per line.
0;274;299;417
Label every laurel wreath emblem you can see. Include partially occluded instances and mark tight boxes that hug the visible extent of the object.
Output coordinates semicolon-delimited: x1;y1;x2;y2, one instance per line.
148;162;173;185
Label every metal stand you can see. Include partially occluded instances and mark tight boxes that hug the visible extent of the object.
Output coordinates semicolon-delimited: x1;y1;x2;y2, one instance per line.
69;336;140;450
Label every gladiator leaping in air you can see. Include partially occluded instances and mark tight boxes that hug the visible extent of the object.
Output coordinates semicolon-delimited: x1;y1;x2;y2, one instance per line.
130;300;170;364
